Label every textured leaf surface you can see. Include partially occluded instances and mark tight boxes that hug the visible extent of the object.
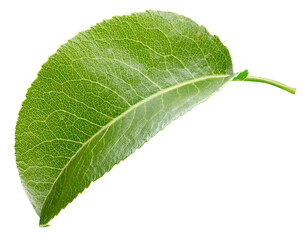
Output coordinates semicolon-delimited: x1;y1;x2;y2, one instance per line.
15;10;248;226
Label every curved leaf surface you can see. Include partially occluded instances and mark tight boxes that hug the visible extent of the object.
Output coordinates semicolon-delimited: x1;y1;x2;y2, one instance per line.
15;10;249;226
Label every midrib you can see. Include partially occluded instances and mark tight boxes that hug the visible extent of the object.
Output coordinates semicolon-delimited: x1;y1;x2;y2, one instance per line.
40;73;230;214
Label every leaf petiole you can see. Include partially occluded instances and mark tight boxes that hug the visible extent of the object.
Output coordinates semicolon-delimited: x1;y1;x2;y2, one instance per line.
233;76;296;94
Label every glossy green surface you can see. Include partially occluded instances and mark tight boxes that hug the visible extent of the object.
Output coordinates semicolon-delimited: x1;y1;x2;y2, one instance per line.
15;10;293;226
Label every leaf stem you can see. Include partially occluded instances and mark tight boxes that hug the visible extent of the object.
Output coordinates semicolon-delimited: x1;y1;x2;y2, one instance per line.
233;76;296;94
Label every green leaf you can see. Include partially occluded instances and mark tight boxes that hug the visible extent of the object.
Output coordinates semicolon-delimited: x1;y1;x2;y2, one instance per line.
15;10;295;226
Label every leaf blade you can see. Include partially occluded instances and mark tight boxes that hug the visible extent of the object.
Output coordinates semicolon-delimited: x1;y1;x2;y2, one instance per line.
15;10;244;225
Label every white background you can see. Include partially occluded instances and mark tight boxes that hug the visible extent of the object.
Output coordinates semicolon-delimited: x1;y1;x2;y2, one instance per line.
1;0;307;239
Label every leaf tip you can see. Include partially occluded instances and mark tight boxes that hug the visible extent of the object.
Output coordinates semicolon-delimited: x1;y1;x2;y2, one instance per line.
39;222;50;228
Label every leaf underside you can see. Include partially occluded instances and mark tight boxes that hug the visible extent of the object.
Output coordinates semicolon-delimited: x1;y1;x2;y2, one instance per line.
15;10;248;226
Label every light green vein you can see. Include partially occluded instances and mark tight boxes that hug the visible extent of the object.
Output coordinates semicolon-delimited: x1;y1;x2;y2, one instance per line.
40;73;231;212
